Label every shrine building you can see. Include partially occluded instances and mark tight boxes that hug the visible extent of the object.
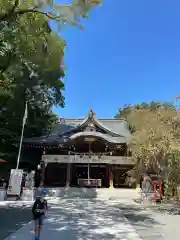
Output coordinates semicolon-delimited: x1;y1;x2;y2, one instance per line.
22;109;134;188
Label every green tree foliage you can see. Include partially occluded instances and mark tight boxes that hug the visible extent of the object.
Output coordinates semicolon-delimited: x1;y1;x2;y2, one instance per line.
115;101;175;119
0;0;102;167
115;101;175;134
0;13;65;163
166;151;180;198
0;0;101;28
116;101;180;196
0;0;101;101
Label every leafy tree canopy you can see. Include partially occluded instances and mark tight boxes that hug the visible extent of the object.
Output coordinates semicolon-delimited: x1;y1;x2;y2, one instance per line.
115;101;175;120
0;0;101;27
116;101;180;190
0;0;102;167
0;0;102;105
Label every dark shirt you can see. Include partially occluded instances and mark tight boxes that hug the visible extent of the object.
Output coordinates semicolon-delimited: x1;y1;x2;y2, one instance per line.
32;199;47;217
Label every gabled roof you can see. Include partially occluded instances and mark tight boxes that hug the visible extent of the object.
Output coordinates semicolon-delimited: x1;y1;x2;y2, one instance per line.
53;109;131;138
22;135;66;145
63;118;131;138
23;109;131;145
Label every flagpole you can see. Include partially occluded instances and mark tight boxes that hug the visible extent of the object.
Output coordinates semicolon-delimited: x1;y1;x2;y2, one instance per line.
16;101;27;169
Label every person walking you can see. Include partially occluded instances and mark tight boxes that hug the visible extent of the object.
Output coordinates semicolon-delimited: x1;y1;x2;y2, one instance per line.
32;190;48;240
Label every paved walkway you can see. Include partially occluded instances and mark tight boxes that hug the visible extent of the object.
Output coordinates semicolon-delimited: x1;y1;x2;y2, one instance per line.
125;203;180;240
4;199;142;240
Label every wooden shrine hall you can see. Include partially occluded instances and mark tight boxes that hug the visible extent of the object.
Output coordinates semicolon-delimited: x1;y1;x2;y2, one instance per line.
22;109;134;188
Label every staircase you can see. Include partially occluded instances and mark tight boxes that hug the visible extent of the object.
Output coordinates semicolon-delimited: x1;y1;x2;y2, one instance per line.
35;187;140;201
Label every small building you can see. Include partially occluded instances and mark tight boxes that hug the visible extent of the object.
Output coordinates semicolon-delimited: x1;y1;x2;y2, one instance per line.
22;109;134;188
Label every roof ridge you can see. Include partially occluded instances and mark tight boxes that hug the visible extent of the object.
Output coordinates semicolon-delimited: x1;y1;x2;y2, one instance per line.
98;118;126;121
60;118;127;121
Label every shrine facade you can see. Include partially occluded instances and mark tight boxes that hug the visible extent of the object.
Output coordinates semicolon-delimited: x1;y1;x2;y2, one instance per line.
22;109;134;188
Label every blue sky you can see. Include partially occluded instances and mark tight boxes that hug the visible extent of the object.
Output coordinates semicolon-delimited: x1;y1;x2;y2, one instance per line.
53;0;180;118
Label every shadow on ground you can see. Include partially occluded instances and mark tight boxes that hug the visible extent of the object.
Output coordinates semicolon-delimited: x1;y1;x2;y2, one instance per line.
134;198;180;215
146;204;180;215
0;206;32;240
40;199;162;240
118;203;158;226
2;197;167;240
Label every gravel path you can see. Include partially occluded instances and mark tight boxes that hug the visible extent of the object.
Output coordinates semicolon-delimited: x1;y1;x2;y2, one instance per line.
4;199;142;240
122;202;180;240
1;199;180;240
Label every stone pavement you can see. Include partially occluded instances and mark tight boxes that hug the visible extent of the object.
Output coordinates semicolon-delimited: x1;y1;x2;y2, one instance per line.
4;198;142;240
4;197;180;240
124;202;180;240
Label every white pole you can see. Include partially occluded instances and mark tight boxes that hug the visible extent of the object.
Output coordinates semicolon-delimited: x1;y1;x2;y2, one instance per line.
16;102;27;169
16;122;25;169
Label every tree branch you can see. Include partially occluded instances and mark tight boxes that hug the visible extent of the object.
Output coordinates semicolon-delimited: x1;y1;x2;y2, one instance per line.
0;7;84;29
0;4;72;22
1;8;67;22
11;0;20;13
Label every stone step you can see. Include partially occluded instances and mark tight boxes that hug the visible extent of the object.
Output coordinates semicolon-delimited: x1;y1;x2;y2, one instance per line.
36;187;140;200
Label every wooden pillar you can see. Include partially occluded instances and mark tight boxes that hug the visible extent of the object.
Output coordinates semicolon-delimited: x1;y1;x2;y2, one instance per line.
66;163;71;187
40;161;47;187
109;165;114;188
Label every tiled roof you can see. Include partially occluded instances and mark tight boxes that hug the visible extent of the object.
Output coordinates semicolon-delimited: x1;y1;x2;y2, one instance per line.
63;118;131;138
23;109;131;145
23;135;66;145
